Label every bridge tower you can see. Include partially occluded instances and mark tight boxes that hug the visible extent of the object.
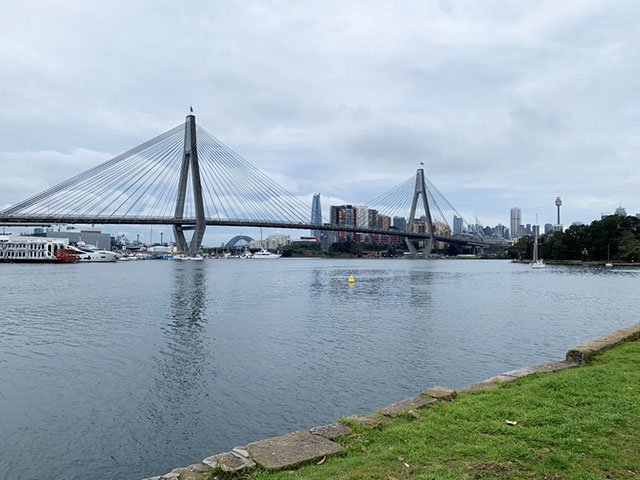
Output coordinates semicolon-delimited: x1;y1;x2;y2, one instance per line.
405;168;435;258
173;114;206;256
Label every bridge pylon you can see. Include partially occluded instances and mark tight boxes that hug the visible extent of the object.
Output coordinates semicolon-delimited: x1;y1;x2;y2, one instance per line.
173;114;206;256
405;168;435;258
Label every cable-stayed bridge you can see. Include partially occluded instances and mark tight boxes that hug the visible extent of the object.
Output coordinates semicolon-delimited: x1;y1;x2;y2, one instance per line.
0;114;493;256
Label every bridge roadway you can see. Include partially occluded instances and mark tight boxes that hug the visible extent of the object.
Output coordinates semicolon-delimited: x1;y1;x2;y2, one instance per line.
0;215;493;247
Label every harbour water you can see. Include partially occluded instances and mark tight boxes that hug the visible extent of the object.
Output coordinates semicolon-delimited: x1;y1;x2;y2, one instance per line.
0;259;637;479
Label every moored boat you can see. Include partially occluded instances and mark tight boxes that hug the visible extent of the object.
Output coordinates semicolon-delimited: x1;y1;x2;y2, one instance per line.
0;235;78;263
251;248;281;259
68;244;118;262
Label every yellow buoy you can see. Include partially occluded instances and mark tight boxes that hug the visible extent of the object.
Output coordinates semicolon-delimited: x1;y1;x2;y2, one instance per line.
348;275;355;284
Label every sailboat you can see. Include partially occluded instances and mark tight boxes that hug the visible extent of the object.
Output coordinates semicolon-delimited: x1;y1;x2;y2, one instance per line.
531;222;546;269
605;243;613;268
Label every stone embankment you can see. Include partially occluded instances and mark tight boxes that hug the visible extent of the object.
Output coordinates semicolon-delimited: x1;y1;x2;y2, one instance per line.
144;321;640;480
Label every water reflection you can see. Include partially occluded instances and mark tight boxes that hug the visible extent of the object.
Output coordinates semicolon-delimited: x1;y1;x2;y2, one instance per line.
150;262;213;422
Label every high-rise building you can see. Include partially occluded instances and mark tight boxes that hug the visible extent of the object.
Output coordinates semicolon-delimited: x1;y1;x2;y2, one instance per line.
368;209;379;229
392;216;407;231
510;208;522;239
494;224;509;239
615;205;627;216
453;215;463;235
354;205;369;230
378;214;390;230
310;193;322;237
330;204;356;241
544;223;553;234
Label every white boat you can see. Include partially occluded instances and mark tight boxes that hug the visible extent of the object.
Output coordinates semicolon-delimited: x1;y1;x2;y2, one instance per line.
0;235;77;263
251;228;281;258
531;220;546;269
170;254;186;261
252;248;281;259
605;243;613;268
69;244;118;262
189;255;204;261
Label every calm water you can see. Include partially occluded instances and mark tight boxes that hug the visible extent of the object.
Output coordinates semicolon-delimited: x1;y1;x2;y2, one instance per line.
0;259;637;479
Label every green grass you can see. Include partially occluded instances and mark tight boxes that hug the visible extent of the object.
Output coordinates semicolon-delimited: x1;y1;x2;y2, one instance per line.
208;341;640;480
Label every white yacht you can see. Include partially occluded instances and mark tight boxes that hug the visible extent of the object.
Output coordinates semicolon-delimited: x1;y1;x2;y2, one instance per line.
251;228;281;258
252;248;281;259
69;243;118;262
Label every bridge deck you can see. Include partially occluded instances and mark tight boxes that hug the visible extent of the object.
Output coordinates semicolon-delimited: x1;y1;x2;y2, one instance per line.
0;216;492;247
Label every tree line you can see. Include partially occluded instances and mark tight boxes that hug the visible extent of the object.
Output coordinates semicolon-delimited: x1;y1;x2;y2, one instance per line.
509;215;640;262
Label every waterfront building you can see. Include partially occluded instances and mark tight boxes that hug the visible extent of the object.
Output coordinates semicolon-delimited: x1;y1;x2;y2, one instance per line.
310;193;322;237
433;222;451;249
41;227;112;250
510;208;522;239
392;216;407;232
249;233;291;250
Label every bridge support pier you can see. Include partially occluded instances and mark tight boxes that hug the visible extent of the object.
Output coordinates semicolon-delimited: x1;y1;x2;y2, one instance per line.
173;114;206;256
405;168;435;258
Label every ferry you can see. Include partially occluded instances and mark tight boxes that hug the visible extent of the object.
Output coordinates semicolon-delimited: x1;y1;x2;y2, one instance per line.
0;235;78;263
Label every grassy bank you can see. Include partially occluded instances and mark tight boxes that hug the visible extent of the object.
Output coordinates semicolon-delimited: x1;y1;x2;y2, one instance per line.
210;341;639;480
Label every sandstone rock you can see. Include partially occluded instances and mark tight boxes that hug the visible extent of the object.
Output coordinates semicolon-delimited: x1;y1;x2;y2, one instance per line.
566;322;640;364
345;413;382;427
245;430;343;470
381;396;437;417
457;379;499;393
503;360;578;378
421;385;456;401
232;447;250;458
169;463;210;480
310;423;351;439
203;451;255;472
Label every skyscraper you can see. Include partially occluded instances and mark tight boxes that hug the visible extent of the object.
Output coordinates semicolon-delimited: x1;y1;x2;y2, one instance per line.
310;193;322;237
354;205;369;230
510;208;522;239
453;215;463;235
392;216;407;231
330;204;356;241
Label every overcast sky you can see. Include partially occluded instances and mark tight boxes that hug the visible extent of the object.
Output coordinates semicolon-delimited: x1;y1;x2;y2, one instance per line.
1;1;639;244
